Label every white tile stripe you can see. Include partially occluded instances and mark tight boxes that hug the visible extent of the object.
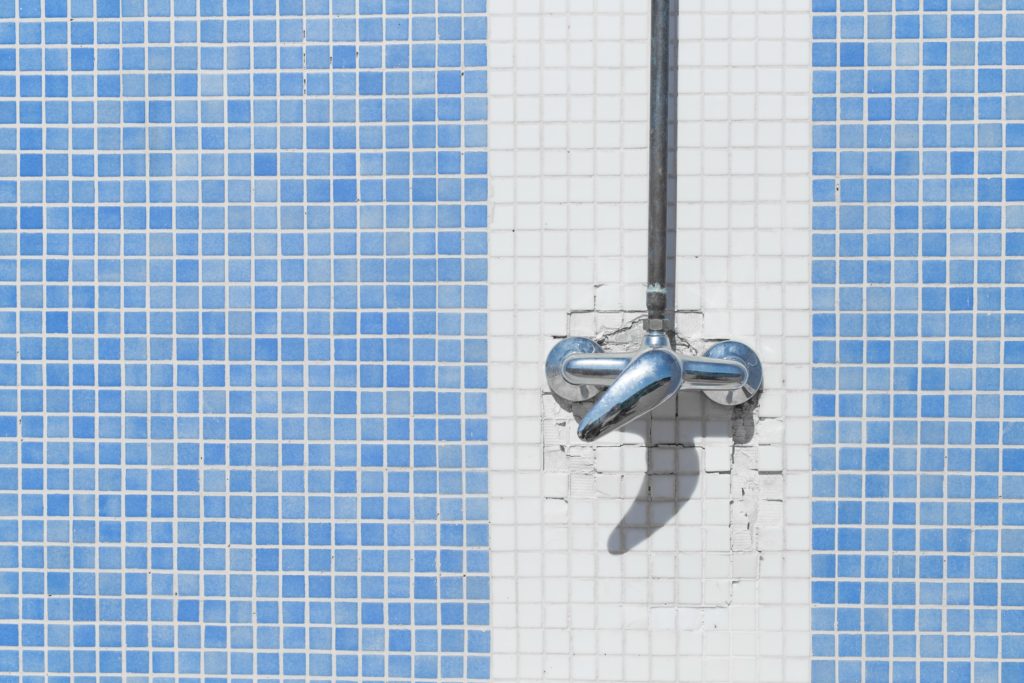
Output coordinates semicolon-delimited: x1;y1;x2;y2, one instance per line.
488;1;813;680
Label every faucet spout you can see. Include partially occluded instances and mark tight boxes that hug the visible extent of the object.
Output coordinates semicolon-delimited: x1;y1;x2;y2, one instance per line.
577;348;682;442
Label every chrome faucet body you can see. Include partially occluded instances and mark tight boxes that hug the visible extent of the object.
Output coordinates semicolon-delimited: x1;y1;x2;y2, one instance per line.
546;332;762;442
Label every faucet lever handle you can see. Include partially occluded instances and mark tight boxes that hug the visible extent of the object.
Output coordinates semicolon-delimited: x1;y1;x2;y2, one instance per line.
577;348;682;442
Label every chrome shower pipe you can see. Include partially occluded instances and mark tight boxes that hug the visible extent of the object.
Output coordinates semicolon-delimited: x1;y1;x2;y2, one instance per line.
647;0;671;325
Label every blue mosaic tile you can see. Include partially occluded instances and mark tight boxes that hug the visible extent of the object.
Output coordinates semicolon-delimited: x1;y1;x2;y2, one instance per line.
814;0;1024;681
0;0;488;679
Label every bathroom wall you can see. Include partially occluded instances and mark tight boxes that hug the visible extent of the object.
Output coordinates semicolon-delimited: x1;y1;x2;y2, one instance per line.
488;1;813;681
0;0;489;680
2;0;1014;680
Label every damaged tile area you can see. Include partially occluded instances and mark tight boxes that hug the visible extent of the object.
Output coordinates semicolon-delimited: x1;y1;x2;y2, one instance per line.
540;313;782;605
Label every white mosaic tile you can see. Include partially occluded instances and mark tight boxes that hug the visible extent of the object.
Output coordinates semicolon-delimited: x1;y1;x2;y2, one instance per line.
489;1;812;681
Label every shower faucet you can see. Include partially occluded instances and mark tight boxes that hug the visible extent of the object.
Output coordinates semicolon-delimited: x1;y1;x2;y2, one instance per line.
546;332;762;442
545;0;763;442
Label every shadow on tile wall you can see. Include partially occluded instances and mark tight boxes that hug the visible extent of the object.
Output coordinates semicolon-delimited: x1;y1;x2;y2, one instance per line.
558;389;756;555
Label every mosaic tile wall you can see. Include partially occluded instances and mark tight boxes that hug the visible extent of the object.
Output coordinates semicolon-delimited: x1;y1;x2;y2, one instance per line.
0;0;488;679
812;0;1021;680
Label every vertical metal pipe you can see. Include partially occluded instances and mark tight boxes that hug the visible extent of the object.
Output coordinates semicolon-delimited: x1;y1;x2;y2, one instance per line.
647;0;671;324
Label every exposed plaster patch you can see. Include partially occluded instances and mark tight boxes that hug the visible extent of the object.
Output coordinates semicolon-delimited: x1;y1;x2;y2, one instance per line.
541;310;782;616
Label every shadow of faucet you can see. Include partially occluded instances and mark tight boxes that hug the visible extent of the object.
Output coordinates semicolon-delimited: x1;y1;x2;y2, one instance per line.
565;390;757;555
611;391;745;554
